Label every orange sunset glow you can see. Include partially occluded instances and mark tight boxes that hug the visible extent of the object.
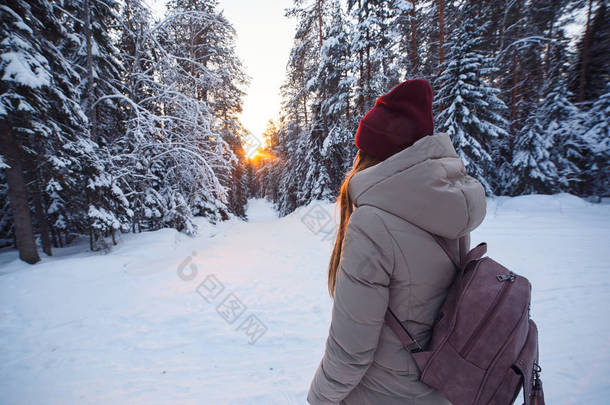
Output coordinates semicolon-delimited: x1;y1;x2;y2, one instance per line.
247;149;276;161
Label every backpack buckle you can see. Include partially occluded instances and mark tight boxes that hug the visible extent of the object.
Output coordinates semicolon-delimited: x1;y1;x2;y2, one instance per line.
497;272;516;282
405;340;423;353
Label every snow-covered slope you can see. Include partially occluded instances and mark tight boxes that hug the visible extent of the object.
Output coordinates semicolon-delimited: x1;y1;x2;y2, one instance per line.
0;194;608;404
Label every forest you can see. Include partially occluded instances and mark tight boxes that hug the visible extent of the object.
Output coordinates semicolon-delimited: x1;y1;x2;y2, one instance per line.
1;0;609;264
254;0;609;215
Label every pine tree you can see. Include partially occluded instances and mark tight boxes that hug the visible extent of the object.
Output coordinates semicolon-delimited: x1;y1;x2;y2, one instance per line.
164;0;249;219
274;121;306;215
392;0;424;78
1;0;90;262
272;0;328;214
582;86;610;196
508;112;560;195
134;0;248;228
539;29;587;193
1;0;255;259
434;9;509;194
347;0;398;113
58;0;133;249
541;81;586;193
580;1;610;102
283;0;322;130
568;0;609;103
305;0;356;200
477;0;550;195
417;0;444;80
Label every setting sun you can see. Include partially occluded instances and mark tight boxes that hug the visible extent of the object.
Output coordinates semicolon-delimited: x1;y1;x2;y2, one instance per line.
247;149;275;161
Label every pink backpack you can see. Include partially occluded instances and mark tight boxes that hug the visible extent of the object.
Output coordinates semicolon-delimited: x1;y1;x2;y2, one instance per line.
385;236;546;405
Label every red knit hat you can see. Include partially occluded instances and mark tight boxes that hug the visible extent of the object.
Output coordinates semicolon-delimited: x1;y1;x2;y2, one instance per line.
355;79;434;160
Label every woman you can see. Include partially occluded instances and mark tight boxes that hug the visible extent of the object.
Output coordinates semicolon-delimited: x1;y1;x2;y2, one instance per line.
307;79;487;405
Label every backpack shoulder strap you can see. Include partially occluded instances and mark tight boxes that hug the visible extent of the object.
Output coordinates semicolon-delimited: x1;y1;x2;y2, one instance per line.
385;234;463;352
385;233;486;353
430;234;464;270
384;308;423;353
432;234;488;272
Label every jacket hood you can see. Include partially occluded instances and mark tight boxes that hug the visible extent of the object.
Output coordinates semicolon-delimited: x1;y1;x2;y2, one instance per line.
348;132;486;239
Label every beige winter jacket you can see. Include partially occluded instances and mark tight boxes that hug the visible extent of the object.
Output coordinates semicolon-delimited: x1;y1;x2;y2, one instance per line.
307;132;487;405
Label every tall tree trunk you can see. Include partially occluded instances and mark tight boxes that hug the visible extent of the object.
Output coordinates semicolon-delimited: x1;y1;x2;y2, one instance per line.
317;0;328;138
86;189;96;251
201;61;208;102
303;93;309;128
317;0;324;47
410;0;418;74
438;0;445;68
32;170;52;256
51;227;59;249
84;0;98;251
358;0;365;114
344;69;351;121
0;122;40;264
84;0;96;141
359;48;365;114
544;16;555;78
577;0;593;103
366;30;371;105
436;0;446;113
510;52;520;139
509;0;523;142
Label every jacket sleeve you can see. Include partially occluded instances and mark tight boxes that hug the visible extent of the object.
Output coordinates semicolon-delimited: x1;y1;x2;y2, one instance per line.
307;207;395;405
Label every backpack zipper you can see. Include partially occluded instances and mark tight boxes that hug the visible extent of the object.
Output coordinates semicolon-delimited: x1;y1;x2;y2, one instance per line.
459;275;514;358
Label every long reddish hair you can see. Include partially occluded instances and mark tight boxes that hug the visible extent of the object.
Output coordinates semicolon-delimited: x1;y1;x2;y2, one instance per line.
328;150;381;297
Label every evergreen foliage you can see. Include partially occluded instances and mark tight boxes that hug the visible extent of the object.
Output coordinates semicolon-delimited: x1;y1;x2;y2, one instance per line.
1;0;609;262
0;0;249;258
434;10;509;195
258;0;608;216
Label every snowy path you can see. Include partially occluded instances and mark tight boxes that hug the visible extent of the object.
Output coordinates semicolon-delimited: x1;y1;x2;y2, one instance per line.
0;195;609;404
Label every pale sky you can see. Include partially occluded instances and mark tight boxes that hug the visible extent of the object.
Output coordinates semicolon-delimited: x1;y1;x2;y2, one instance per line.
147;0;296;140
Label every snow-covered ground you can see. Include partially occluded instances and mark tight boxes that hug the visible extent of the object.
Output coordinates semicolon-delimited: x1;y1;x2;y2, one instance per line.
0;194;609;404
